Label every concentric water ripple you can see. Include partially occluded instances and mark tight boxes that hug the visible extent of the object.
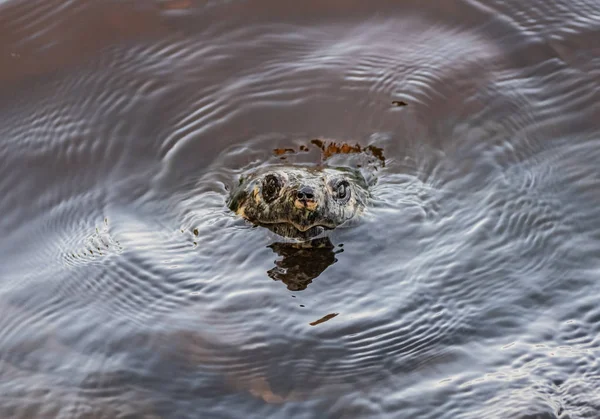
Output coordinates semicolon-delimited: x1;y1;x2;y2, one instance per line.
0;0;600;417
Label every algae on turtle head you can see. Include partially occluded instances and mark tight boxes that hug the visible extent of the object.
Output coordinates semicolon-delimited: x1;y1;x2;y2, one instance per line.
228;165;369;240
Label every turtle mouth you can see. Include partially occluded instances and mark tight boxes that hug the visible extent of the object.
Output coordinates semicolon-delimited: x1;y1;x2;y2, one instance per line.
265;221;335;233
259;221;334;240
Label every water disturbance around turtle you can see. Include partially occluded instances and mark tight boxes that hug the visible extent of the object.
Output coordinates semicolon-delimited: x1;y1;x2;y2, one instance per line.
1;0;600;417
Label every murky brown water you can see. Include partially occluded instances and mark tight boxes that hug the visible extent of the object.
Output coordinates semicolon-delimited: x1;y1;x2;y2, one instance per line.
1;0;600;417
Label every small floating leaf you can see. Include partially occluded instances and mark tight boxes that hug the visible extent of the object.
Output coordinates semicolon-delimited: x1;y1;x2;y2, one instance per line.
309;312;339;326
273;148;296;156
310;138;324;149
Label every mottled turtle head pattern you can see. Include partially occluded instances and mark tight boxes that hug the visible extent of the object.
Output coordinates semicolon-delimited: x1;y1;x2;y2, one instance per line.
228;166;368;240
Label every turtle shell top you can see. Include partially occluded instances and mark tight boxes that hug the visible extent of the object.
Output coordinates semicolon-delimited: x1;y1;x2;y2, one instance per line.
228;166;369;240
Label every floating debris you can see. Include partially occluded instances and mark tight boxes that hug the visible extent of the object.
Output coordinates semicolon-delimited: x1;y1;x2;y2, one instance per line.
273;148;296;156
309;312;339;326
271;139;386;167
310;139;386;167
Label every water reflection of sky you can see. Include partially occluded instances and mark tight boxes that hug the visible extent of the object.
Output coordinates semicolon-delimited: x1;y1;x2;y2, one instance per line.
0;0;599;417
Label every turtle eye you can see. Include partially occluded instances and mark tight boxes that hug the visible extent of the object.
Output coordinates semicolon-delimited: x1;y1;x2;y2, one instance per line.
333;179;350;201
262;174;282;202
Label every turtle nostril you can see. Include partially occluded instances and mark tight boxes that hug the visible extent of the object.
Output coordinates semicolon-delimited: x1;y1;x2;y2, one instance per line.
296;187;315;201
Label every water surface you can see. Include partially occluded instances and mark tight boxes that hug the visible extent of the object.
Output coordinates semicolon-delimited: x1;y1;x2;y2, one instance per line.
1;0;600;417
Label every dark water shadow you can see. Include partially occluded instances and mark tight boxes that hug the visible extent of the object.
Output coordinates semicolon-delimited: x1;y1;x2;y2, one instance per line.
267;238;341;291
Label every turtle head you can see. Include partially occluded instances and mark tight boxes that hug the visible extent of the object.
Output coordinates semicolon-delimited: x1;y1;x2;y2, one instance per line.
229;166;367;240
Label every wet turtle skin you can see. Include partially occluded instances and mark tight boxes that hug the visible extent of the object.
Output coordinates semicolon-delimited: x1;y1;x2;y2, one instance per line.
228;166;368;240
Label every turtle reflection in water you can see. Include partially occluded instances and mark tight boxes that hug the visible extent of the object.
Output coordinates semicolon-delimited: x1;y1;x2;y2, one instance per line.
267;240;339;290
228;165;369;289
